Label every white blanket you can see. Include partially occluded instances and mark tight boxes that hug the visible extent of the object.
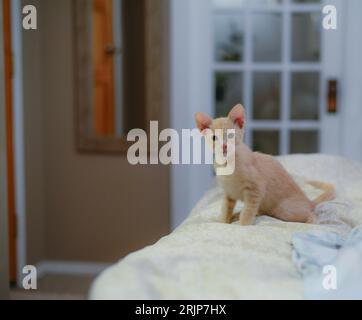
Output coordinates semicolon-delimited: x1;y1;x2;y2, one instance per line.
90;154;362;300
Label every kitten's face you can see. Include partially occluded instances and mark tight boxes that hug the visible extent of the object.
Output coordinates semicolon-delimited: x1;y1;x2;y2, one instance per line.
195;104;246;158
205;118;244;157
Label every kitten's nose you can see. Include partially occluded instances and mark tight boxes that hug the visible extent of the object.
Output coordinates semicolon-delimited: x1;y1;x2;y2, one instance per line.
223;144;227;153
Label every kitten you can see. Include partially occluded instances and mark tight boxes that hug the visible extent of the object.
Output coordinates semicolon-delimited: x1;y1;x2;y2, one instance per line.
195;104;335;225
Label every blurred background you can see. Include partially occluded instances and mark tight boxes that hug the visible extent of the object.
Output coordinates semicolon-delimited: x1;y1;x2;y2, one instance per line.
1;0;362;299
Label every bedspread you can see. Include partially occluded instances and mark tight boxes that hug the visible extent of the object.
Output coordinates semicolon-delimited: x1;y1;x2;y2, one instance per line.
90;154;362;300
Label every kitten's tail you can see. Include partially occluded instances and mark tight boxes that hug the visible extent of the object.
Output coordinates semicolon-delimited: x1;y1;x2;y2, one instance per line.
307;180;336;205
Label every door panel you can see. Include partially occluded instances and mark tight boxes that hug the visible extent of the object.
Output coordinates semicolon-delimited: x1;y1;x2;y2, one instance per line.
93;0;115;136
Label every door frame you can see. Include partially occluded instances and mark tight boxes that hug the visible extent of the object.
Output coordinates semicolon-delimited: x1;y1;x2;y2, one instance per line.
169;0;362;229
3;0;17;284
10;0;26;285
0;0;10;299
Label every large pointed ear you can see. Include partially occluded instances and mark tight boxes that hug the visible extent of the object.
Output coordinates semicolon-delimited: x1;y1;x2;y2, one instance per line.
195;112;213;132
228;104;245;128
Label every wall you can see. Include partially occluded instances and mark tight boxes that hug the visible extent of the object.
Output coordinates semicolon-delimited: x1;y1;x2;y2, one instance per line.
23;0;170;264
170;0;214;228
22;0;46;265
341;0;362;163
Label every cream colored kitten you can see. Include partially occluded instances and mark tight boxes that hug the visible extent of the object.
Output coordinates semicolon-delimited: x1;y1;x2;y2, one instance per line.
195;104;335;226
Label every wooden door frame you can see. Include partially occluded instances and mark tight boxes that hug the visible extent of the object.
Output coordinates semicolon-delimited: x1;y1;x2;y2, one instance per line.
74;0;166;153
3;0;16;284
0;0;10;298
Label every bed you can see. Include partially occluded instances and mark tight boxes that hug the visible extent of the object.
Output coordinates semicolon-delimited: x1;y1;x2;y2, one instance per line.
89;154;362;300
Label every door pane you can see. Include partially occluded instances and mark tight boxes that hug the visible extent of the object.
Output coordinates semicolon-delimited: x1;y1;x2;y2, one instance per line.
214;14;244;62
215;72;243;117
253;13;282;62
292;13;321;62
291;72;319;120
252;130;279;155
253;72;281;120
290;130;319;154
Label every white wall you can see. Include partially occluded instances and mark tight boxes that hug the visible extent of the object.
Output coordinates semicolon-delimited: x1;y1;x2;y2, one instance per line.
170;0;213;229
341;0;362;163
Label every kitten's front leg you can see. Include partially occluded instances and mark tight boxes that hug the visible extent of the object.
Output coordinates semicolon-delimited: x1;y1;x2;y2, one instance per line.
240;189;261;226
221;196;236;224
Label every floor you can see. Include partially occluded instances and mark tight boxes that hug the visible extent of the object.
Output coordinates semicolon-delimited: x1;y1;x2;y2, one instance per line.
10;274;96;300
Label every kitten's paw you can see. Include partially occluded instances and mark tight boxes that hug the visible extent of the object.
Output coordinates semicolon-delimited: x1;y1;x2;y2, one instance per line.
239;220;253;226
239;214;255;226
231;213;241;223
221;216;233;224
306;213;316;224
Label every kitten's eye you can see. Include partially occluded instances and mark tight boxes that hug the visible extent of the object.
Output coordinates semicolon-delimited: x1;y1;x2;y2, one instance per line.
212;135;217;141
228;133;235;139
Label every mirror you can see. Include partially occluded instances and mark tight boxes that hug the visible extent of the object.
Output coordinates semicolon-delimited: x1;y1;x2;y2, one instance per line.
74;0;164;152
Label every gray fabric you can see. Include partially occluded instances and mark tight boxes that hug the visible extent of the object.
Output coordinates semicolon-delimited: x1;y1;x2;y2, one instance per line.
292;225;362;299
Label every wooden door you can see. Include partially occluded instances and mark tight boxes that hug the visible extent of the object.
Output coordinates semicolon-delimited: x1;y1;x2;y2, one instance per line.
3;0;16;283
93;0;115;136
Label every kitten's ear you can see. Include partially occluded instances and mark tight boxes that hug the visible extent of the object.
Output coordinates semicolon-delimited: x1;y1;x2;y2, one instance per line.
195;112;212;132
228;104;245;128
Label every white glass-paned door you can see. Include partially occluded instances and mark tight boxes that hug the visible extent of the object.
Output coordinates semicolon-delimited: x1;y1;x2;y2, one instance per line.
212;0;329;155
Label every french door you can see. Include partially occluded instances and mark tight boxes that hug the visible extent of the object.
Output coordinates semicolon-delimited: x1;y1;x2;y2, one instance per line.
171;0;362;228
209;0;343;156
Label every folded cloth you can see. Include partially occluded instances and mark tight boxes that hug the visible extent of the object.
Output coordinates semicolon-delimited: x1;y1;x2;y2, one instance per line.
292;225;362;299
